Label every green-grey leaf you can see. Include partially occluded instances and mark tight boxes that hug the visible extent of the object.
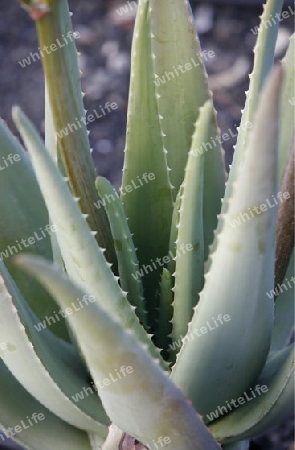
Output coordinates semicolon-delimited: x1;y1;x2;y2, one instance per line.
0;361;92;450
171;66;282;418
168;183;184;276
207;0;284;271
156;268;173;354
17;254;220;450
209;344;294;443
171;101;210;348
121;0;173;320
35;0;116;267
0;259;109;437
228;0;283;182
12;106;166;368
0;117;68;341
150;0;210;197
95;176;146;328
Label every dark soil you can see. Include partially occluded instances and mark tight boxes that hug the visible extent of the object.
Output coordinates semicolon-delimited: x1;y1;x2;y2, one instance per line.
0;1;294;449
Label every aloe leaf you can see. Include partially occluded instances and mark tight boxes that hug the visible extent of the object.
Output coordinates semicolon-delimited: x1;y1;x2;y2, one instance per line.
0;259;109;437
17;254;220;450
171;102;211;348
168;184;183;276
229;0;283;180
171;66;282;418
12;107;166;368
156;268;173;354
209;344;295;443
150;0;210;197
0;360;92;450
278;33;295;185
270;251;295;352
44;84;65;270
0;118;69;341
95;177;146;328
206;0;284;271
121;0;173;320
34;0;116;267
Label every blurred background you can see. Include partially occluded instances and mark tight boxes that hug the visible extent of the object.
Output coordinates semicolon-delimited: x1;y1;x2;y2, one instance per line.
0;1;294;449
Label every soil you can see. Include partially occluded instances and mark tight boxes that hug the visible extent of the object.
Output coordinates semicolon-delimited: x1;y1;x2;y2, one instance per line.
0;1;293;449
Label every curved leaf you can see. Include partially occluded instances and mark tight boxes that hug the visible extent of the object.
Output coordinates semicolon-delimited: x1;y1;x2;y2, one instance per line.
17;254;220;450
12;106;166;368
0;361;92;450
34;0;116;267
209;344;295;443
95;177;146;328
0;118;68;341
171;66;282;418
0;259;109;437
207;0;284;271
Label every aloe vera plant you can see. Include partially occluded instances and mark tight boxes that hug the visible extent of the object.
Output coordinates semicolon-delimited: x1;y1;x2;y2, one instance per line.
0;0;294;449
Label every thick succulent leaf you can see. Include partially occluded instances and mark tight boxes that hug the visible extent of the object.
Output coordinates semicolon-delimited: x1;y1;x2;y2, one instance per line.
206;0;284;270
278;33;295;185
44;84;64;269
227;0;283;186
209;344;295;443
95;177;146;328
12;107;166;368
121;0;173;319
156;268;173;354
0;260;109;437
270;251;295;352
0;361;92;450
168;184;184;276
35;0;116;267
150;0;210;196
0;118;68;341
171;102;210;347
171;66;282;418
18;255;220;450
